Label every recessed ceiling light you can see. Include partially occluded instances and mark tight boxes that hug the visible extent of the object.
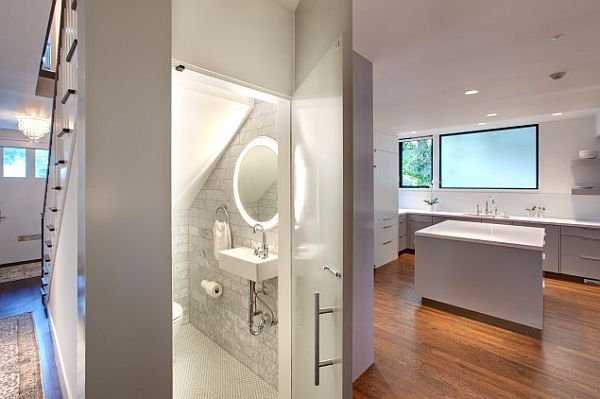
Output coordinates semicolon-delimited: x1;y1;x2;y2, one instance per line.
549;71;567;80
550;33;564;41
410;131;417;134
486;113;498;117
464;90;479;95
477;122;487;126
552;112;563;116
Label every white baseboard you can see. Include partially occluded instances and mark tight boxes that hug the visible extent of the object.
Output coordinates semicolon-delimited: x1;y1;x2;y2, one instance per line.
48;308;75;399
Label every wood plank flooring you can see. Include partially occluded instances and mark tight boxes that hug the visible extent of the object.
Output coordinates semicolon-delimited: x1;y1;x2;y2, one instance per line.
0;278;62;399
353;253;600;399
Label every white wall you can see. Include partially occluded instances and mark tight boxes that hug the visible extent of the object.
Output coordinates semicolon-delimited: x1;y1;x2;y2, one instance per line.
172;0;294;97
0;132;47;264
399;116;600;220
48;147;78;399
171;69;253;209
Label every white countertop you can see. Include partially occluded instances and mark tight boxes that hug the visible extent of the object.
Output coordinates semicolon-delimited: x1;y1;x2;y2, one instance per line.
398;208;600;229
415;220;546;251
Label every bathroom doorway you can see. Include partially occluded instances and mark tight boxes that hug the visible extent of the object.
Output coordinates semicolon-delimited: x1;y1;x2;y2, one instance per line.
170;65;291;399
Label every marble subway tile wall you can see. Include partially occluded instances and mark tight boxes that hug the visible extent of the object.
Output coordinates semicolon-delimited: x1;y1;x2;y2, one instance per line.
173;209;189;323
188;100;279;388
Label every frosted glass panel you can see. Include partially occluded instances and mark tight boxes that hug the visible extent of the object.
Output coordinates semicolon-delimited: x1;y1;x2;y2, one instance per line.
440;126;538;189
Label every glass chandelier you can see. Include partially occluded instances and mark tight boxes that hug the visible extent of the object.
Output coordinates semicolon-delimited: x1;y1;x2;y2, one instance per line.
17;116;50;143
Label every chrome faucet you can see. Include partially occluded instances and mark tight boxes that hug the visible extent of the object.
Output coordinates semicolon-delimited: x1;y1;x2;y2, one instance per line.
253;224;269;259
485;195;497;217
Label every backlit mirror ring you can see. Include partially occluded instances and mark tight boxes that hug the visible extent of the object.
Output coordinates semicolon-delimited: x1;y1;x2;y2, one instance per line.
233;136;278;230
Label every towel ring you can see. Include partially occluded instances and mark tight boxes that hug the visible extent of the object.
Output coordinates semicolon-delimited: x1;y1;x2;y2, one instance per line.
216;204;229;223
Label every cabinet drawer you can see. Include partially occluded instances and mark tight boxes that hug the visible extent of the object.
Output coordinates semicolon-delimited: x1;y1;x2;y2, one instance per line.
375;238;398;268
408;221;432;249
376;214;397;228
561;235;600;258
561;226;600;239
561;253;600;280
398;234;407;252
513;222;560;273
375;224;398;244
485;219;511;225
409;214;433;223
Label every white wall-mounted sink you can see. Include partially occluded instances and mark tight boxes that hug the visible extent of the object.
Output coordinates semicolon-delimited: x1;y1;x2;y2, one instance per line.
219;247;278;282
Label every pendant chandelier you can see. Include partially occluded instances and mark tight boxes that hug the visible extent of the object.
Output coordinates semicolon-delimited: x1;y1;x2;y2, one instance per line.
17;116;50;143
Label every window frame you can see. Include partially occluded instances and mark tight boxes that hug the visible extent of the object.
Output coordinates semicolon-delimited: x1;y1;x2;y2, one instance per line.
438;124;539;190
399;136;434;189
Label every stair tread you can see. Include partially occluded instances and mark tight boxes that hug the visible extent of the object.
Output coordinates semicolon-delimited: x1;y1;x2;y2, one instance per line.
44;240;53;248
41;276;48;286
43;254;51;263
43;264;50;275
47;224;55;231
40;286;48;296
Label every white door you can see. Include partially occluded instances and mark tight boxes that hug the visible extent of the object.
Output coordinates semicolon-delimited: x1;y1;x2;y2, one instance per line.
291;38;347;398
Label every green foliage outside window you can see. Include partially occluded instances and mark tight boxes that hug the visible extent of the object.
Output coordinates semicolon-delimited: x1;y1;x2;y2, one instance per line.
401;138;432;187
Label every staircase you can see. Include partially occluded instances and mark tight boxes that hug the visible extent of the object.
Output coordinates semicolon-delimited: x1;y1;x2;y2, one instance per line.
40;0;79;310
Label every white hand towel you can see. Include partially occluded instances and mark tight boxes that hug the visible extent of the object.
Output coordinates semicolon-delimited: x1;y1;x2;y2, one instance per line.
213;220;232;260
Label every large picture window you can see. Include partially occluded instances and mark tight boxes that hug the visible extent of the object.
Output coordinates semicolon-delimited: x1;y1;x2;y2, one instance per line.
440;125;538;189
400;137;433;188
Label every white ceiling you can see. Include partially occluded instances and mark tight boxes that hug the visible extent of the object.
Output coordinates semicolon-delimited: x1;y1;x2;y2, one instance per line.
354;0;600;135
0;0;53;131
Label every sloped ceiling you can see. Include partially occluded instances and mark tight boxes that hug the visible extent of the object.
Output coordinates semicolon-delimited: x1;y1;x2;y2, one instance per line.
0;0;53;130
172;70;254;209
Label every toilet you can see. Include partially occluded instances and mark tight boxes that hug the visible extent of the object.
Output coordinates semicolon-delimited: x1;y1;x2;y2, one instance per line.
172;302;183;340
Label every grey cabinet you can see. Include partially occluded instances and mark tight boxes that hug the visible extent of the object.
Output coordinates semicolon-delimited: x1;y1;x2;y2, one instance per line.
398;215;407;251
513;222;560;273
561;226;600;279
408;215;433;250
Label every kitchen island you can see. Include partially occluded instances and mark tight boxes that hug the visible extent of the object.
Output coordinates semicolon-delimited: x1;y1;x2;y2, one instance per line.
415;220;546;332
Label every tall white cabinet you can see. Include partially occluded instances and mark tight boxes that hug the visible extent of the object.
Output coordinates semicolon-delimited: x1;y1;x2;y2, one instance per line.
374;131;399;268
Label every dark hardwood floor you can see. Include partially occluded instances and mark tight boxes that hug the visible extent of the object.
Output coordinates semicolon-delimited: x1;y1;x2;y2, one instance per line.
353;253;600;399
0;278;62;399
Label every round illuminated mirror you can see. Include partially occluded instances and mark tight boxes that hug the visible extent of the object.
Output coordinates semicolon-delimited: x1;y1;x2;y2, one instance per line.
233;136;278;230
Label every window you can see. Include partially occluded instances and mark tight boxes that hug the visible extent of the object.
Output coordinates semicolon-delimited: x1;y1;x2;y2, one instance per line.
440;125;538;189
42;40;52;70
35;149;49;178
400;137;433;188
3;147;27;178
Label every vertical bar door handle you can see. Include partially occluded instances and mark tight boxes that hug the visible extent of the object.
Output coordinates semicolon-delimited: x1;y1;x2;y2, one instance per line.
314;292;339;386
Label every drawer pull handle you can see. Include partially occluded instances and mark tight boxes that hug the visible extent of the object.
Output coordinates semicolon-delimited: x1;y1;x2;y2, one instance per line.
581;255;600;262
382;225;393;229
382;240;392;245
382;217;392;221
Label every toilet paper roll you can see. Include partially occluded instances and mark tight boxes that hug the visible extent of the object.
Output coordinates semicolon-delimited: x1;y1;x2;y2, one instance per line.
201;280;223;298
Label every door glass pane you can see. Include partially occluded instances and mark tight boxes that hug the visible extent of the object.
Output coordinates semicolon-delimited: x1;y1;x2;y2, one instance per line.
35;149;50;178
292;39;344;399
3;147;27;177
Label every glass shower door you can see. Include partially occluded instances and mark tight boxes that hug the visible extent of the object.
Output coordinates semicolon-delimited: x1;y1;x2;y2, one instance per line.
291;38;346;399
